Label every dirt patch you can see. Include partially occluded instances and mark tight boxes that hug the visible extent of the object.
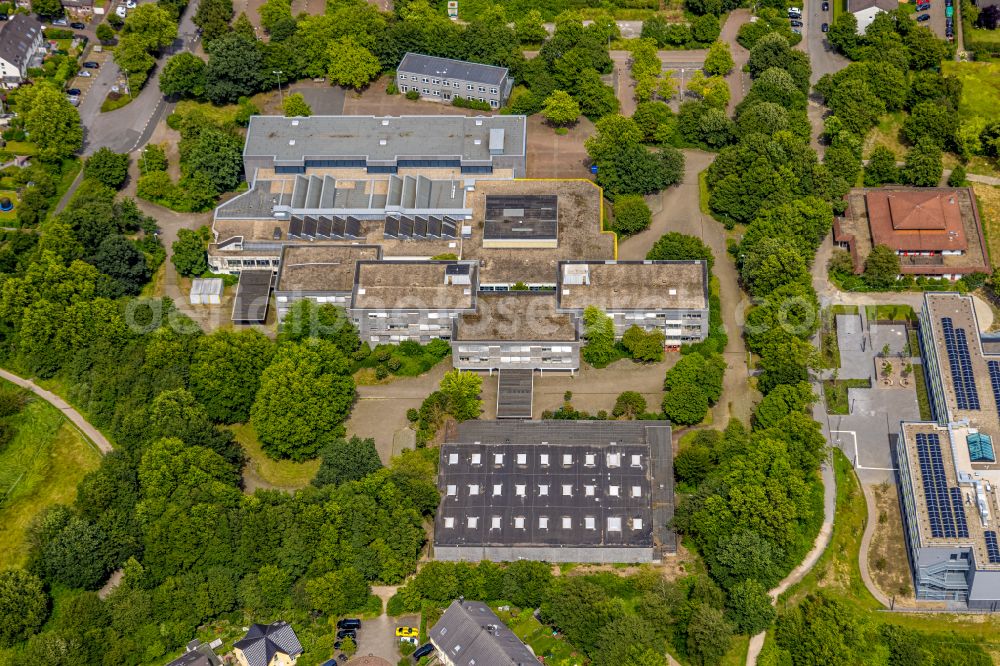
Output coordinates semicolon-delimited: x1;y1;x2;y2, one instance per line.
868;481;915;601
559;543;697;582
525;113;595;179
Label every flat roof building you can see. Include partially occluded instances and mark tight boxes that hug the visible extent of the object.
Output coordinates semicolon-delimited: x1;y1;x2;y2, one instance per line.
273;244;382;319
897;292;1000;607
435;420;675;563
834;188;988;280
396;53;514;108
430;599;539;666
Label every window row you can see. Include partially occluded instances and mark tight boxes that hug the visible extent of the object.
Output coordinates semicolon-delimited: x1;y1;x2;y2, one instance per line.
446;451;641;468
446;483;643;498
442;515;643;531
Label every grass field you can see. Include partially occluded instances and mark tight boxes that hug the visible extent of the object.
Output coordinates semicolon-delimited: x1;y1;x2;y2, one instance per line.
228;422;320;490
912;363;933;419
823;378;872;414
941;61;1000;121
974;183;1000;270
0;190;18;223
0;387;101;570
499;608;584;665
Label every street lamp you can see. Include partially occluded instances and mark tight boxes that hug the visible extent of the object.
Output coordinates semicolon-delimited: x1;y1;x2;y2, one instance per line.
273;70;284;107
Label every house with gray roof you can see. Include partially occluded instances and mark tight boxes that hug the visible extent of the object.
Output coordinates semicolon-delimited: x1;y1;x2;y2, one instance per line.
233;621;303;666
848;0;898;33
0;15;44;88
166;639;223;666
396;53;514;108
430;599;540;666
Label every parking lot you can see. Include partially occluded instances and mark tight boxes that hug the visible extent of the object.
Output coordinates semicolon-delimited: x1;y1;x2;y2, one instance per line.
66;47;109;106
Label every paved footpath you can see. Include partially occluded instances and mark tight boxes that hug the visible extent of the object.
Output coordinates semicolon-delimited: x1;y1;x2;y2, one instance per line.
0;369;112;454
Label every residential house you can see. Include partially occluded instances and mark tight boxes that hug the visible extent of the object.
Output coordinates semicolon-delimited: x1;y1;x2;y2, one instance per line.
430;599;540;666
848;0;899;33
0;15;44;88
396;53;514;108
233;621;303;666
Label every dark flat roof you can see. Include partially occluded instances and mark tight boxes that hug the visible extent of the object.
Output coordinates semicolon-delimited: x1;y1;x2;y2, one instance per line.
232;271;272;322
484;194;558;240
497;369;533;419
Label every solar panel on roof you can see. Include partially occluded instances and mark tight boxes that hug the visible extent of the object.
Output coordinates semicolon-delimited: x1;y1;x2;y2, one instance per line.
426;215;442;237
288;216;303;238
316;216;332;238
950;487;969;538
442;216;458;239
987;531;1000;563
398;216;413;238
413;216;427;238
329;216;345;238
384;216;399;238
345;217;362;238
302;216;317;238
942;318;981;410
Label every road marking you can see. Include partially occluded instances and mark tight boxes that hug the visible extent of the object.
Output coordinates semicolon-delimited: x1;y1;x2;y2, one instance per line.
830;429;897;471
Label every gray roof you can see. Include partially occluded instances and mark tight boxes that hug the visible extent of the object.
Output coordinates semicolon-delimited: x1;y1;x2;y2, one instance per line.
848;0;897;12
232;270;273;322
244;115;527;165
0;15;42;73
435;421;672;550
484;195;558;241
398;53;509;87
234;622;303;666
430;600;539;666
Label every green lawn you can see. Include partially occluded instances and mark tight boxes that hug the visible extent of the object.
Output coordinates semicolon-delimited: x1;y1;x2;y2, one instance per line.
823;378;872;414
227;422;320;490
913;363;934;420
3;141;36;156
0;386;101;570
865;303;916;323
698;169;711;216
940;61;1000;122
820;305;859;369
0;190;18;224
499;608;584;665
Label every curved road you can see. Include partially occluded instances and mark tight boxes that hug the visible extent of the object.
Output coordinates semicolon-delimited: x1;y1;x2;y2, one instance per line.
0;369;112;454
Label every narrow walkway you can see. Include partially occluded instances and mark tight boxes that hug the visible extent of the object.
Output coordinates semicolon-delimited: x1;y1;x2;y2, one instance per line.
858;481;893;608
0;368;112;454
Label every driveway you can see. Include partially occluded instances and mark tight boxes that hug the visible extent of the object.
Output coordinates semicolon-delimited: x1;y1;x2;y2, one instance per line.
722;9;753;115
353;614;415;664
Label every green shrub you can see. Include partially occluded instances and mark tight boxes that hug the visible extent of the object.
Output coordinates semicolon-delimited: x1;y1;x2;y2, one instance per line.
406;408;419;423
452;96;492;111
375;365;389;380
166;112;183;130
387;357;402;372
405;90;420;100
352;347;371;361
374;346;392;362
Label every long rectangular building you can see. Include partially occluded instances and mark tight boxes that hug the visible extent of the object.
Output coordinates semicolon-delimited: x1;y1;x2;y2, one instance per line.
435;420;675;563
897;292;1000;607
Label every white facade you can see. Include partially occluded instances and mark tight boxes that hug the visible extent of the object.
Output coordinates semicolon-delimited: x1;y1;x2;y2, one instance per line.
853;6;886;33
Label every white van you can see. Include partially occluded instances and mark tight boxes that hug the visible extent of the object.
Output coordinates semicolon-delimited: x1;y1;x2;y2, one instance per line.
787;6;802;17
115;4;127;17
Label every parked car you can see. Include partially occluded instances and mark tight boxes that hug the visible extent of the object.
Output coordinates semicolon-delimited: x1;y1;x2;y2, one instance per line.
336;619;361;631
790;19;803;26
822;1;829;9
787;8;801;18
70;21;85;29
82;61;99;68
916;13;931;21
414;644;435;660
791;27;801;33
126;0;136;7
915;2;931;8
395;627;418;638
822;22;829;31
0;13;8;20
335;629;356;641
66;96;80;106
78;70;91;77
66;88;81;96
51;18;68;26
116;4;127;17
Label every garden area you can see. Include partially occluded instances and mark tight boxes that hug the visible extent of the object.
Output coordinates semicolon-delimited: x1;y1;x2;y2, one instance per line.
352;339;453;384
823;378;872;414
226;422;320;491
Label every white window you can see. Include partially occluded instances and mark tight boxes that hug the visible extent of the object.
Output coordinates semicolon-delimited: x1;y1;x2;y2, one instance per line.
632;518;644;530
433;90;441;97
562;516;572;529
491;516;502;529
421;76;429;83
468;484;480;496
471;453;481;465
607;452;621;468
563;454;573;465
490;87;498;94
514;516;525;529
515;484;526;497
539;516;549;529
446;484;457;496
585;453;596;467
585;485;595;497
478;86;486;92
400;86;408;92
422;88;430;94
467;84;474;90
540;454;549;466
608;517;622;532
562;484;573;496
585;516;596;530
442;79;450;86
494;453;504;465
517;453;527;465
448;453;458;465
609;485;620;497
467;516;478;528
631;486;642;498
493;484;502;496
444;516;455;528
539;484;549;496
398;73;406;80
432;78;440;84
410;75;417;81
631;454;642;467
490;100;499;108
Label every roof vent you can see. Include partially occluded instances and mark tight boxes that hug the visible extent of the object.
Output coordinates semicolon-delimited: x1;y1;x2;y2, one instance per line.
475;120;483;126
381;119;389;126
291;120;299;126
288;139;295;146
379;139;387;146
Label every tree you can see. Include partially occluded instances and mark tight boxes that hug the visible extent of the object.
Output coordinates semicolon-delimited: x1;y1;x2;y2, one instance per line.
864;244;901;290
686;603;733;666
691;13;721;43
28;506;110;590
612;195;652;236
622;325;665;362
613;391;647;419
662;383;709;425
14;84;82;161
88;235;150;296
704;40;734;76
180;125;245;195
574;68;620;119
114;34;157;87
585;114;644;163
326;37;381;90
0;569;49;647
726;579;776;634
123;4;178;52
205;33;265;104
514;9;548;44
541;90;580;126
741;241;809;297
282;92;312;117
277;300;360;355
31;0;62;17
674;444;713;485
646;232;714;270
96;23;115;44
194;0;234;42
827;13;859;57
84;148;130;190
903;137;944;187
632;101;676;143
902;101;958;150
864;146;899;186
190;330;275;423
596;144;684;198
160;52;207;98
171;226;210;277
582;306;617;368
541;577;623;655
313;436;383;487
440;369;482;421
250;340;355;461
736;102;788;138
305;568;370;616
948;164;967;187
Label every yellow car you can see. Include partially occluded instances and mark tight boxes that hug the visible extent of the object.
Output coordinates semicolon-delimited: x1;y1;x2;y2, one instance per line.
395;626;418;638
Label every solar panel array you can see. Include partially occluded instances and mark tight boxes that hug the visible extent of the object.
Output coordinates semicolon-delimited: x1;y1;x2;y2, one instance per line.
942;317;981;410
915;432;969;539
287;215;362;240
986;531;1000;564
383;214;458;240
989;361;1000;418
